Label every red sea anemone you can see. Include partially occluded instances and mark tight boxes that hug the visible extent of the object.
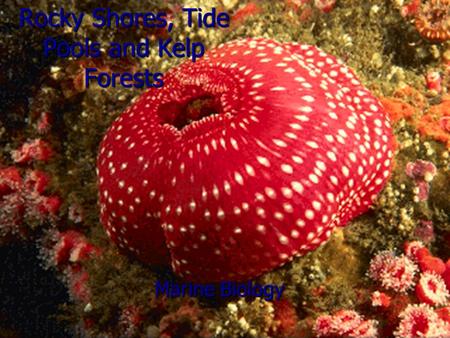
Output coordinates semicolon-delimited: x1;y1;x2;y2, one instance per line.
394;304;450;337
315;310;378;337
415;271;450;306
414;0;450;42
371;291;392;308
97;37;393;282
369;251;418;293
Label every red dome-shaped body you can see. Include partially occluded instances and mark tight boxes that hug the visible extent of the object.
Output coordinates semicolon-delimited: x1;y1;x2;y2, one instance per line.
97;38;393;282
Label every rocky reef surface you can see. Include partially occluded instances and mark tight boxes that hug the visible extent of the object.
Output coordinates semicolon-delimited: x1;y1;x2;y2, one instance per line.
0;0;449;337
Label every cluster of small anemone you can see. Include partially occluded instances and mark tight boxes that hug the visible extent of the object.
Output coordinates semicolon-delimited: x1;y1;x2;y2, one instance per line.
314;240;450;337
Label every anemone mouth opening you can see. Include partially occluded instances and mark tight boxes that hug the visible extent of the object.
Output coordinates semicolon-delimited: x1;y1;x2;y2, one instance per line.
158;94;222;130
411;315;429;336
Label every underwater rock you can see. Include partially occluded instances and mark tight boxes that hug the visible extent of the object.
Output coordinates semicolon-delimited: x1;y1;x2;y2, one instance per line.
97;37;393;282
